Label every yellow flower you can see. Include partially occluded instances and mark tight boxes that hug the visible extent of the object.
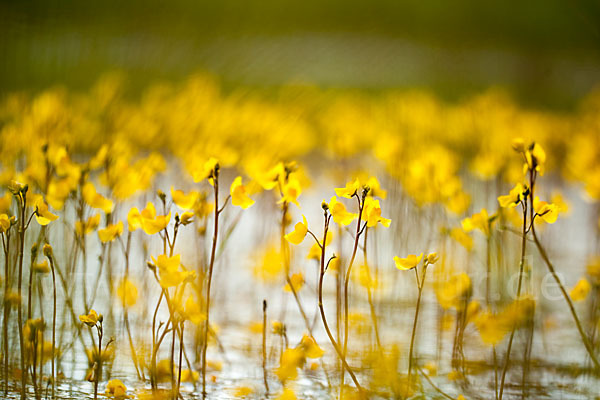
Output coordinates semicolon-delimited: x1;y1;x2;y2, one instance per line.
34;199;59;226
449;227;473;251
98;221;124;243
75;214;101;236
179;211;194;225
275;347;304;382
394;253;423;270
570;278;591;302
284;273;304;292
117;278;138;307
79;310;100;327
426;252;439;264
33;260;50;274
180;369;200;383
152;254;194;288
82;182;114;214
335;178;361;198
184;296;206;325
498;183;527;208
171;187;198;210
285;215;308;245
361;197;391;228
0;213;11;233
105;379;130;398
461;208;491;236
278;176;302;207
524;142;546;175
127;207;143;231
192;157;219;183
129;203;171;235
434;273;472;310
328;196;357;226
232;386;254;397
230;176;255;209
299;334;324;358
533;196;559;224
277;388;298;400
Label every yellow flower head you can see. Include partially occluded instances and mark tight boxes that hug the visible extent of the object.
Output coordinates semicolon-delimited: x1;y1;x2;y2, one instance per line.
129;202;171;235
79;310;100;327
171;187;199;210
361;197;391;228
75;214;101;236
0;213;12;233
524;142;546;175
285;215;308;245
151;254;194;288
328;196;357;226
533;196;559;224
82;182;114;214
335;178;361;199
498;183;527;208
570;278;591;302
461;208;491;236
230;176;255;209
98;221;124;243
298;334;324;359
105;379;130;398
279;175;302;207
394;253;423;270
284;272;304;293
192;157;219;183
34;198;59;226
426;252;439;265
117;278;138;307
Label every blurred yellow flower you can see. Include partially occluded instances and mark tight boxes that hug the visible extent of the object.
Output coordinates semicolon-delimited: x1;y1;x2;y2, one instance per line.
284;273;304;292
116;278;138;307
361;197;391;228
461;208;491;236
79;310;100;327
192;157;219;183
533;196;559;224
105;379;130;398
75;214;101;236
34;199;59;226
285;215;308;245
98;221;124;243
82;182;114;214
129;202;171;235
394;253;423;270
171;187;198;210
335;178;361;198
230;176;255;209
570;278;591;302
498;183;527;208
328;196;357;226
279;176;302;207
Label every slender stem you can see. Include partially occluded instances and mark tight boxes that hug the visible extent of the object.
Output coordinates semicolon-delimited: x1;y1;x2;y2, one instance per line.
317;213;364;395
342;195;363;395
16;192;27;400
499;189;528;400
202;171;220;398
262;300;269;395
532;225;600;370
48;255;57;399
176;321;184;399
408;264;427;382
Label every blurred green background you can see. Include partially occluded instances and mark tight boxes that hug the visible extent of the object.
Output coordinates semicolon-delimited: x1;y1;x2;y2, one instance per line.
1;0;600;108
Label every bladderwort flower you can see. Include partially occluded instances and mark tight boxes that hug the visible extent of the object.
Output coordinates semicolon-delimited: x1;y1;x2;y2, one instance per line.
284;215;308;245
230;176;255;209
